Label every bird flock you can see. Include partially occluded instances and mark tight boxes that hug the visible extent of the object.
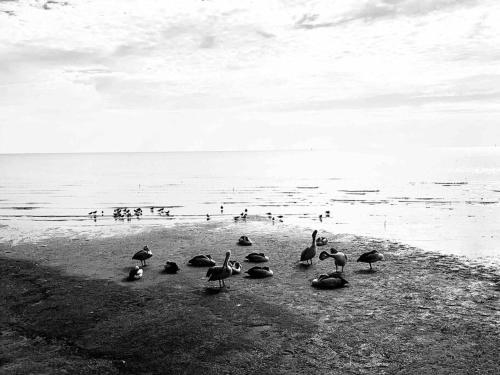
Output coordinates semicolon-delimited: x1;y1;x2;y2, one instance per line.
127;229;385;290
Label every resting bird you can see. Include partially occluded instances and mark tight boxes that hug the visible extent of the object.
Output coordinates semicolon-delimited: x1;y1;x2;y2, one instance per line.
300;230;318;265
164;261;180;274
316;237;328;246
229;260;242;275
206;251;232;288
188;255;216;267
128;266;143;281
311;273;348;289
357;249;385;270
245;266;273;278
238;236;253;246
319;248;348;272
245;253;269;262
132;245;152;266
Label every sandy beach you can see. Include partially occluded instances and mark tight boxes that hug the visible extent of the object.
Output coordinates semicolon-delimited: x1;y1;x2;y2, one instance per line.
1;221;499;374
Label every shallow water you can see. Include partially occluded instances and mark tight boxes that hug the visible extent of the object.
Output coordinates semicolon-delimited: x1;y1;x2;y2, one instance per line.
0;148;499;264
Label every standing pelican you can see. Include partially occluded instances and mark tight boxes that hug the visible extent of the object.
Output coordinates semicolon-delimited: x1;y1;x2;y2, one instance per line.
206;251;232;288
319;248;348;272
357;249;384;270
132;245;152;266
300;230;318;265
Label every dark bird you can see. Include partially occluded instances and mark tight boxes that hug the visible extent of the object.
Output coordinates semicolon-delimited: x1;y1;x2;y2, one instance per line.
357;249;385;270
245;253;269;262
164;261;180;274
316;236;328;246
238;235;253;246
188;254;216;267
206;214;210;221
300;230;318;265
132;245;152;266
206;251;232;288
128;266;143;281
319;248;348;272
246;266;273;278
311;273;348;289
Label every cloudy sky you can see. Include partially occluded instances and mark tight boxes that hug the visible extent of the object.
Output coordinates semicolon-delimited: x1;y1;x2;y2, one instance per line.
0;0;499;153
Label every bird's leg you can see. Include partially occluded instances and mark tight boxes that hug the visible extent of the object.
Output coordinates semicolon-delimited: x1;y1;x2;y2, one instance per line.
369;263;372;270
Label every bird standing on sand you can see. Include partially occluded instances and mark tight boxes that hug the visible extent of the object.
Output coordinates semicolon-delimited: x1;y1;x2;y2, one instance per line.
132;245;153;266
357;249;384;270
206;251;232;288
311;273;348;289
300;230;318;265
319;248;348;272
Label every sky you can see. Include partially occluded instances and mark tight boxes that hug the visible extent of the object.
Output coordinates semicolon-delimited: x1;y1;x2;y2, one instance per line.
0;0;499;153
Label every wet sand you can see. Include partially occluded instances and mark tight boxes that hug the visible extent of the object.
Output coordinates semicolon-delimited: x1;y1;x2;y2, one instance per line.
1;221;499;374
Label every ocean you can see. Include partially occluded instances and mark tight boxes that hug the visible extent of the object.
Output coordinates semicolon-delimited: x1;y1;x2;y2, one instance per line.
0;148;499;265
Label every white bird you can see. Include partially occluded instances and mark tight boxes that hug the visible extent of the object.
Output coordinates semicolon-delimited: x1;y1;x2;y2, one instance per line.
128;266;143;281
300;230;318;265
319;248;348;272
206;251;232;288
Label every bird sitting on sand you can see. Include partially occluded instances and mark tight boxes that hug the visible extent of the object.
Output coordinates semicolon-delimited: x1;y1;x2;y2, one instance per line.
316;237;328;246
246;266;273;278
300;230;318;265
188;255;216;267
238;236;253;246
357;249;385;270
319;248;348;272
229;260;242;275
311;273;348;289
245;253;269;262
164;261;180;274
132;246;152;266
128;266;143;281
206;251;232;288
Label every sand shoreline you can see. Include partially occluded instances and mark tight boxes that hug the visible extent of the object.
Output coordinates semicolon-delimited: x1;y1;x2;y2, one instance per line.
1;222;499;374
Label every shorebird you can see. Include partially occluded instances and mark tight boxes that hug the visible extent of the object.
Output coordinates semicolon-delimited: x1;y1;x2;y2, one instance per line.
128;266;143;281
319;248;348;272
238;236;253;246
316;237;328;246
206;214;210;221
300;230;318;265
206;251;232;288
357;249;384;270
132;245;152;266
311;273;348;289
164;261;180;274
246;266;273;278
229;260;242;275
245;253;269;262
188;254;216;267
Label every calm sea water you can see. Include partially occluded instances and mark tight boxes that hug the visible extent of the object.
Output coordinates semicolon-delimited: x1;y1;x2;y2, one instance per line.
1;149;499;264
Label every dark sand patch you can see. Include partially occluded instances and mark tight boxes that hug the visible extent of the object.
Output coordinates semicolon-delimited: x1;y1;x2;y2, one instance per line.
1;222;499;374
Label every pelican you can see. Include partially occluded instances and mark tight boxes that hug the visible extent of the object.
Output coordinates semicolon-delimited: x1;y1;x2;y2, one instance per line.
300;230;318;265
357;249;385;270
188;255;216;267
229;260;242;275
164;261;180;274
206;251;232;288
128;266;143;281
311;273;348;289
319;249;348;272
246;266;273;278
316;237;328;246
238;236;253;246
132;245;152;266
245;253;269;262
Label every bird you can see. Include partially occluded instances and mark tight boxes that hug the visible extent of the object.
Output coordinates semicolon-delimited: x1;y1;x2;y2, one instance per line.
246;266;273;278
300;230;318;265
357;249;385;270
206;214;210;221
164;261;180;274
128;266;143;281
206;251;232;288
319;248;348;272
132;245;152;266
238;236;253;246
229;260;242;275
311;273;348;289
316;237;328;246
188;255;216;267
245;253;269;262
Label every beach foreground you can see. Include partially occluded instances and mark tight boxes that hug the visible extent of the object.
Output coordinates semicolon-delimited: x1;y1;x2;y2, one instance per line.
1;221;499;374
